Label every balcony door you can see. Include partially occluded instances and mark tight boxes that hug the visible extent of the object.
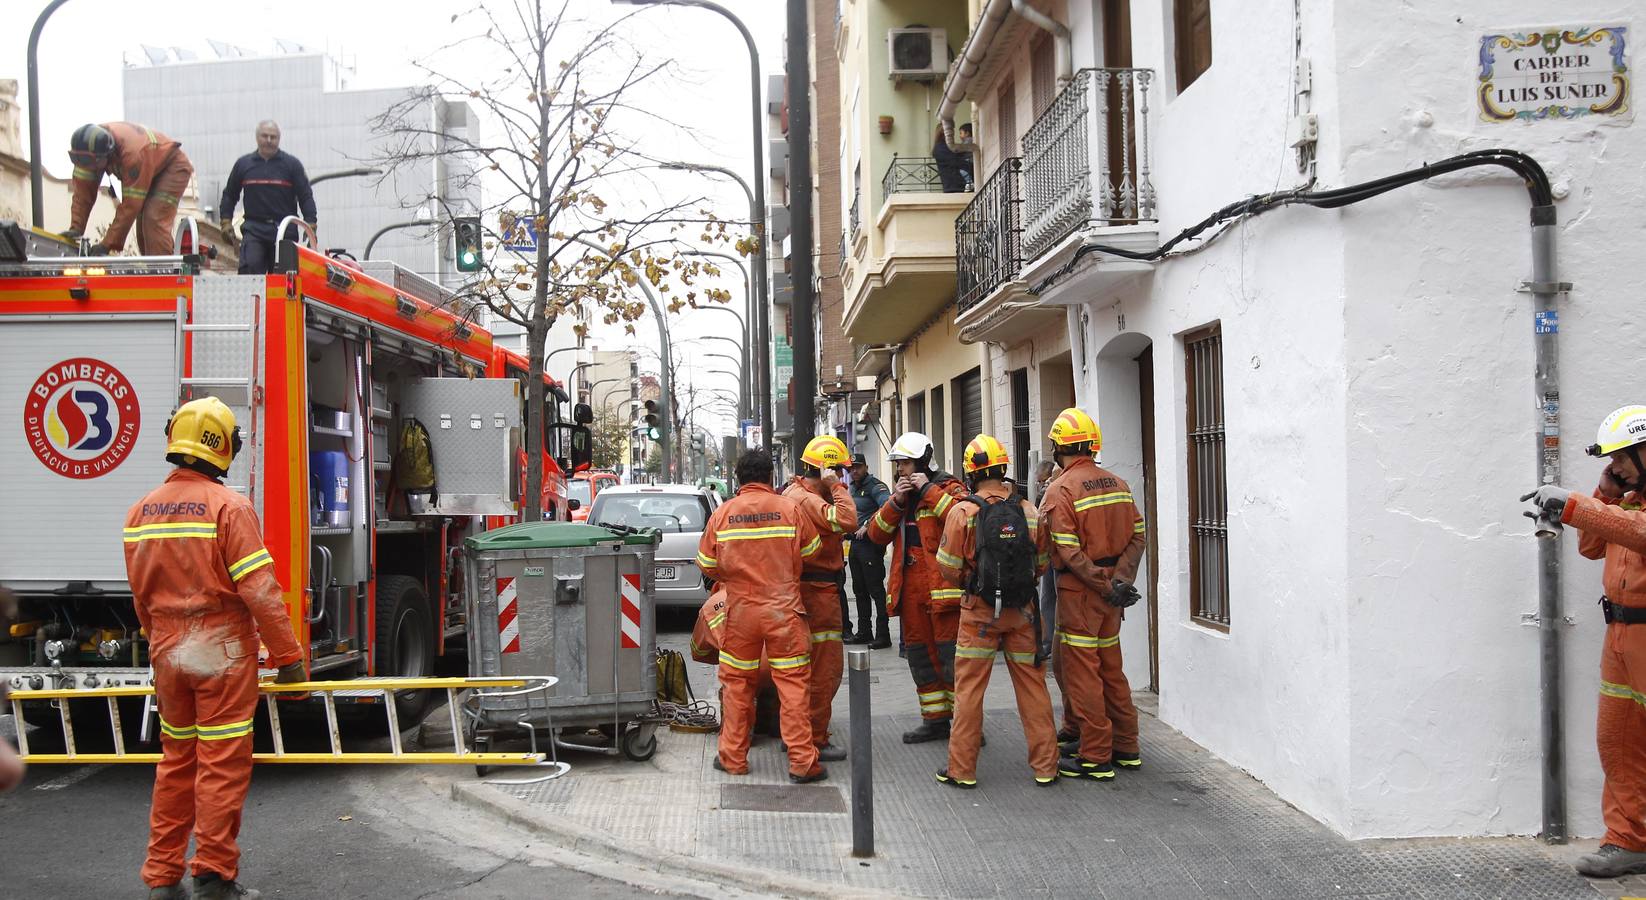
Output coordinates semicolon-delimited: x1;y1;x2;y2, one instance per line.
1102;0;1138;224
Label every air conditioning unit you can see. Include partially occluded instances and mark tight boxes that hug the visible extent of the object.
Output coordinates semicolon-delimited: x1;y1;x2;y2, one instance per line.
887;27;948;79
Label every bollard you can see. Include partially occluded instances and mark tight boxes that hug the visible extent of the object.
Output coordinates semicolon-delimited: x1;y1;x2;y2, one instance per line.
847;647;874;858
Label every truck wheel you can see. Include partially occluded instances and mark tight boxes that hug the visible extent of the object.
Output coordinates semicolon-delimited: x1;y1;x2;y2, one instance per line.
376;575;436;722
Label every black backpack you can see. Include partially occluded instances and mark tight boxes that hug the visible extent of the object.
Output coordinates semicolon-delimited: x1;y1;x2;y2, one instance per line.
966;494;1039;612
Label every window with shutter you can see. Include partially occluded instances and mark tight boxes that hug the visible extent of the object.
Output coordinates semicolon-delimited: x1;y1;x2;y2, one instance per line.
1174;0;1213;92
954;368;983;468
996;79;1017;162
1031;34;1055;116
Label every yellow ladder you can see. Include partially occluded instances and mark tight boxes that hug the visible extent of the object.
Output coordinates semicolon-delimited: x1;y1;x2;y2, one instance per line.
8;676;567;778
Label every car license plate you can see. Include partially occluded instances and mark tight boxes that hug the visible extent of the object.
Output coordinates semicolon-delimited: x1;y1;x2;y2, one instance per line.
655;565;677;581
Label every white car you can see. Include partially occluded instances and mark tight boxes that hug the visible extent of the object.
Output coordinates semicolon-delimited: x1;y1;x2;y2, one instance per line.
588;483;721;608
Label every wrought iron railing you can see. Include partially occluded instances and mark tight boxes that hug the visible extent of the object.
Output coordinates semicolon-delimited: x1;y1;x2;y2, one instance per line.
956;158;1022;312
848;181;861;241
837;228;849;276
1021;67;1156;262
880;156;947;196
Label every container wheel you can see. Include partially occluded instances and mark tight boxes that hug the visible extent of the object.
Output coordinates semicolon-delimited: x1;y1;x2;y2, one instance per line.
474;735;492;777
376;575;436;722
620;724;657;762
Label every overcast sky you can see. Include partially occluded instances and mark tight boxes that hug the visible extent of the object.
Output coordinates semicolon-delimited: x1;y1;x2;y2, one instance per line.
1;0;785;438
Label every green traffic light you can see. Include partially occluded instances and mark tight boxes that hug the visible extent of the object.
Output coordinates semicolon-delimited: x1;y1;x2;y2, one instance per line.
648;427;660;441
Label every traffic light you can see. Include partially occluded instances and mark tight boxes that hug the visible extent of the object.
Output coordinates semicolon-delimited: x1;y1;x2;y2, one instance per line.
691;432;705;454
854;420;869;445
454;216;483;272
643;400;660;442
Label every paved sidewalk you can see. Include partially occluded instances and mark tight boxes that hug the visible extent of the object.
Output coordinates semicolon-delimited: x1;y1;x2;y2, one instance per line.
459;630;1639;899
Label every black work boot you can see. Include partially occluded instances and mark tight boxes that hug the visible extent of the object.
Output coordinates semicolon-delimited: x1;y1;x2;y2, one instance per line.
1575;844;1646;878
902;719;950;744
934;768;976;789
789;764;828;784
816;741;848;761
845;628;871;645
193;873;260;899
1058;756;1115;781
1113;750;1143;770
147;885;188;900
869;616;892;649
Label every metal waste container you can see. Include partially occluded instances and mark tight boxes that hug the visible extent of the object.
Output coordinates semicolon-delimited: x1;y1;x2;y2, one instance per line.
463;521;661;761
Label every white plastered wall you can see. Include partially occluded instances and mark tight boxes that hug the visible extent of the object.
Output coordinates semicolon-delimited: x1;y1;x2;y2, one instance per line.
1333;1;1645;838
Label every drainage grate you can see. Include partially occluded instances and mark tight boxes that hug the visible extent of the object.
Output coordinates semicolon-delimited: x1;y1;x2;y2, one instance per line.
719;783;847;814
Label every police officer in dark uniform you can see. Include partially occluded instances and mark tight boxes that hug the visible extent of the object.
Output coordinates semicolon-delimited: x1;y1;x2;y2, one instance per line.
847;453;893;648
220;121;317;274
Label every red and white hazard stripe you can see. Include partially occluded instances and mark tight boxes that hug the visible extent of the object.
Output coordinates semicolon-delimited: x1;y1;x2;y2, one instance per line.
497;577;521;653
619;574;643;650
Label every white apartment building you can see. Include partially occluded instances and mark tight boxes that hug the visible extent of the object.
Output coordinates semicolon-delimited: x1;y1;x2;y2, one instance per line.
940;0;1639;840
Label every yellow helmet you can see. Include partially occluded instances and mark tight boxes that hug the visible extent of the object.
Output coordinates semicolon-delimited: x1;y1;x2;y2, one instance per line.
165;397;241;472
1048;407;1101;449
801;434;850;470
962;434;1010;475
1588;405;1646;458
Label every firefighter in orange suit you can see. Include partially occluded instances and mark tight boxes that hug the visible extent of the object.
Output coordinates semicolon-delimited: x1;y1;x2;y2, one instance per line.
1039;408;1146;781
1526;406;1646;879
691;587;781;739
63;123;196;256
782;435;859;760
698;449;828;783
865;432;971;743
123;397;303;900
934;435;1058;788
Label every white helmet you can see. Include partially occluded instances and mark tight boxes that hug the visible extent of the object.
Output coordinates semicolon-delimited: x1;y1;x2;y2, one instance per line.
887;431;934;462
1588;405;1646;458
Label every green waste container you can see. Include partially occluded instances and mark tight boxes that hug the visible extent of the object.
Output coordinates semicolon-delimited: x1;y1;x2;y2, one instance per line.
463;521;662;761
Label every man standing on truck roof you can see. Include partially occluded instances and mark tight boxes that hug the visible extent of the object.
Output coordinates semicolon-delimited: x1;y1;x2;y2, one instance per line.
62;122;195;256
124;397;304;900
220;121;317;274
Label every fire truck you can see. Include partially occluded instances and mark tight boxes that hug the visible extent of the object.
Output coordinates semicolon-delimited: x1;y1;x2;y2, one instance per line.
0;220;591;731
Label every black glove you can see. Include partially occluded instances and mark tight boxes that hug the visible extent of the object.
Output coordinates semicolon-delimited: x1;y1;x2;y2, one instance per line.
1107;580;1142;609
87;244;111;257
274;661;306;684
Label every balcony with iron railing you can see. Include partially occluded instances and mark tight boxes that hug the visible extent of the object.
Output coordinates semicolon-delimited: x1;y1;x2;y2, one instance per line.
953;157;1066;344
957;158;1021;312
841;153;974;346
1020;67;1159;267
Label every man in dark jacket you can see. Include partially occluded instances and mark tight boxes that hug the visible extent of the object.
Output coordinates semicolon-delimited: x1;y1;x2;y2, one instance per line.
847;453;893;647
220;121;317;274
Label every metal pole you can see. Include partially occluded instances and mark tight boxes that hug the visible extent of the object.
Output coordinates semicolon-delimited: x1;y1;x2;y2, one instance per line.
572;236;671;480
364;220;432;259
847;647;873;857
685;249;753;441
645;2;771;440
1530;204;1566;844
28;0;72;228
786;0;816;465
308;166;383;186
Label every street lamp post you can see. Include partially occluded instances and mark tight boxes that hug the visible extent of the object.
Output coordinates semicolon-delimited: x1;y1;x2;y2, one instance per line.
613;0;771;448
27;0;72;228
683;249;752;440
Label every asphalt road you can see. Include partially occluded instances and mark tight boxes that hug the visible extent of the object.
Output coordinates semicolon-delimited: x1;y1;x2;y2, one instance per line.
0;752;668;899
0;610;712;899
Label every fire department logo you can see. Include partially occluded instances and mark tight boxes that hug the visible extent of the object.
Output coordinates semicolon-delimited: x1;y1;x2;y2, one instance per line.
23;357;141;479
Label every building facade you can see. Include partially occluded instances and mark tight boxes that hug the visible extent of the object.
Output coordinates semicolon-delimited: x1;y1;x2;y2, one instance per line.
835;0;992;486
123;50;478;290
937;0;1641;841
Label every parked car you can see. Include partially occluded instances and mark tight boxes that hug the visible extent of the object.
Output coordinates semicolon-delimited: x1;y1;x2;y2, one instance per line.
569;470;621;522
588;483;721;608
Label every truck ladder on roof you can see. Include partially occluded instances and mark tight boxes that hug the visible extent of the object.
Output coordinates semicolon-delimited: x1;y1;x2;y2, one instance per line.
8;676;568;780
181;276;265;500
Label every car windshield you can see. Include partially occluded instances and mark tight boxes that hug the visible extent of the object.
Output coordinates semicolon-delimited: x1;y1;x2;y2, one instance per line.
567;480;593;504
592;494;707;533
